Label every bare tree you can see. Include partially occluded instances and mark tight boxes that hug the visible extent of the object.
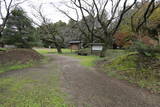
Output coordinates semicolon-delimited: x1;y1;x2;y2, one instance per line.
56;0;138;57
0;0;26;47
31;4;64;53
53;1;99;45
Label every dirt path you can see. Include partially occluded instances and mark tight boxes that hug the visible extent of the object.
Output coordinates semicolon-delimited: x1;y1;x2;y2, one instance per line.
0;54;160;107
54;55;160;107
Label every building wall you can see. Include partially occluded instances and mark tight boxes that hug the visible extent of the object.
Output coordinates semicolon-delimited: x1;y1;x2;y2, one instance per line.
69;44;79;50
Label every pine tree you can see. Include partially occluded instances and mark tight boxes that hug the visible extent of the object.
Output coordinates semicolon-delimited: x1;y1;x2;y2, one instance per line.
3;7;36;48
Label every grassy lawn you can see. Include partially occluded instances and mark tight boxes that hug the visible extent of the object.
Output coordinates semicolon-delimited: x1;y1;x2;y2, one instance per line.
101;49;160;94
34;48;58;54
66;54;100;67
0;48;6;51
0;56;48;74
0;62;34;74
34;48;75;54
35;48;100;67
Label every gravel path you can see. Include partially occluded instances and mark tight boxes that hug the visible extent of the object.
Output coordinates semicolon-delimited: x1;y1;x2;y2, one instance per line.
0;54;159;107
53;54;160;107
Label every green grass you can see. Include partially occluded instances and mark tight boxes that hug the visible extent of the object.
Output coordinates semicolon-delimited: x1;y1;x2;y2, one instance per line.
0;48;7;51
34;48;58;54
0;72;71;107
0;56;50;74
35;48;99;67
34;48;76;54
0;62;34;74
0;58;74;107
102;49;160;94
110;52;137;71
65;54;100;67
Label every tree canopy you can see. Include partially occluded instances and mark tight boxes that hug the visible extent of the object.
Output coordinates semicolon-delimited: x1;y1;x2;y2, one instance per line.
3;7;37;48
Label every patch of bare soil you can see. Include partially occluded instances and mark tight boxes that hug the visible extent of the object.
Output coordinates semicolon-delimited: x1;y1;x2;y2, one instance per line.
0;49;43;65
54;55;160;107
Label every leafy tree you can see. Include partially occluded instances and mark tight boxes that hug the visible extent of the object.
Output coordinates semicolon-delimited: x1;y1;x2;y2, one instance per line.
59;20;81;47
147;7;160;41
125;1;160;59
37;20;67;51
118;1;160;47
67;20;81;41
32;4;68;53
0;0;25;47
3;7;37;48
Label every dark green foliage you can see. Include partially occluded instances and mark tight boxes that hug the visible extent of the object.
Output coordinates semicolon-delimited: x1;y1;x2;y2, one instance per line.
3;7;38;48
38;20;67;48
101;50;160;93
130;41;160;57
78;48;90;56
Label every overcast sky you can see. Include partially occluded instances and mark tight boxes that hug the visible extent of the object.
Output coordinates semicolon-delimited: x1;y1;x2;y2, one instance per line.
18;0;141;24
21;0;72;23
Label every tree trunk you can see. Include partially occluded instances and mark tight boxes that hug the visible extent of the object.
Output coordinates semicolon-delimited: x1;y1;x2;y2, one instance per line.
100;44;108;57
0;33;4;48
54;42;62;54
158;32;160;45
1;42;4;48
100;33;113;57
56;46;62;54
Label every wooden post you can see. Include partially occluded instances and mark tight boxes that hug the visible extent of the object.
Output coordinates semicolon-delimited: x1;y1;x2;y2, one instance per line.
158;32;160;45
91;44;93;54
71;45;72;53
138;31;142;41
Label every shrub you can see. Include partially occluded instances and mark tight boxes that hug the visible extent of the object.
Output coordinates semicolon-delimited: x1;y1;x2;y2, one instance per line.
130;41;160;58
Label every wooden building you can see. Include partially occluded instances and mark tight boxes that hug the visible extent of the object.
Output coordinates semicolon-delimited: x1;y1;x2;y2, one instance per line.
69;41;81;50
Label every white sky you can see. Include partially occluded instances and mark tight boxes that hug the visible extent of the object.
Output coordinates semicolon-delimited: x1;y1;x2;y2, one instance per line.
20;0;139;24
21;0;73;23
1;0;143;24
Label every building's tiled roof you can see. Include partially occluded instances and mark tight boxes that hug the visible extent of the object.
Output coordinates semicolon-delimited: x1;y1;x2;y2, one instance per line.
69;41;81;44
89;43;104;46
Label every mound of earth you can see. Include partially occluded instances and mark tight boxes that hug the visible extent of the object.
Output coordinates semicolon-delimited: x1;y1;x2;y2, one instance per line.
97;52;160;94
0;49;43;65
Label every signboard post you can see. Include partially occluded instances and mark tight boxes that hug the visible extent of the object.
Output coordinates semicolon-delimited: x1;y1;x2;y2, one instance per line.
90;43;104;54
92;45;103;51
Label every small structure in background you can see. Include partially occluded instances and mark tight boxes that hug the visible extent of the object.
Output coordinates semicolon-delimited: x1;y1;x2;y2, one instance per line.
69;40;81;52
90;43;103;51
4;45;16;48
89;43;104;55
0;40;4;48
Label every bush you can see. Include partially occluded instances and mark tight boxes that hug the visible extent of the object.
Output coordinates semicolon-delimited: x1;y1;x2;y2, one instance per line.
78;48;90;56
130;41;160;57
105;50;160;93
